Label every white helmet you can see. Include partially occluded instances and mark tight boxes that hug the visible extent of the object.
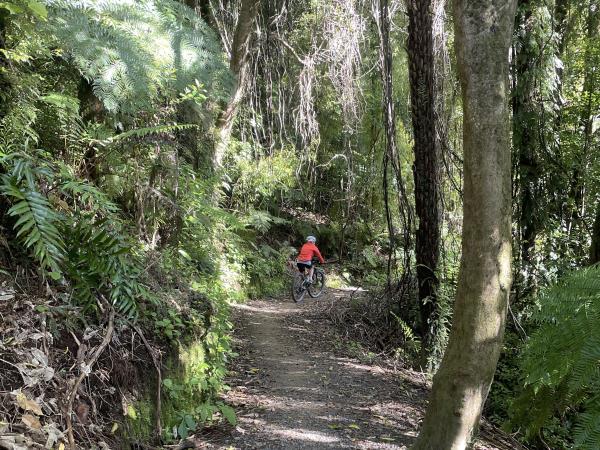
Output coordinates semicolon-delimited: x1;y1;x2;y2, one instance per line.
306;235;316;243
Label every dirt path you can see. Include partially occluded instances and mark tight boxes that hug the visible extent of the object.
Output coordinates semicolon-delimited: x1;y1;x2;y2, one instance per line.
192;289;520;450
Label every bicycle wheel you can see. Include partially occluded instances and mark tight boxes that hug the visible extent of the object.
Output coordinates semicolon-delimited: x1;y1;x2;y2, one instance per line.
308;269;325;298
291;273;307;303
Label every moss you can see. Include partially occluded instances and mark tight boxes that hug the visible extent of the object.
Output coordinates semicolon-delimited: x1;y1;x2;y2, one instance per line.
122;397;154;442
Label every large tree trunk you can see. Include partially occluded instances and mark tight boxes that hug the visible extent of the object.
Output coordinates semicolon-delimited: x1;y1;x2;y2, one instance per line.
213;0;261;168
412;0;516;448
406;0;442;361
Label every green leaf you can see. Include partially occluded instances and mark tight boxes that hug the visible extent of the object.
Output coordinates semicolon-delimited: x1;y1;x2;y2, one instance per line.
26;0;47;19
177;421;188;440
219;404;236;426
184;415;196;430
0;2;25;14
178;249;192;260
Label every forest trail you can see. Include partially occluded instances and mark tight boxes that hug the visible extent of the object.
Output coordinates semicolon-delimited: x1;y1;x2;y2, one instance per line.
192;289;517;450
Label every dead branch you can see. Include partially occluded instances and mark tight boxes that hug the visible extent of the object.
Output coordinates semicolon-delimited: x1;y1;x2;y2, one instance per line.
132;323;163;441
65;309;115;450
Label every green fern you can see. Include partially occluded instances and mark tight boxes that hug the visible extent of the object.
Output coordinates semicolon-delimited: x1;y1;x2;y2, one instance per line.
63;217;148;317
42;0;231;112
0;154;65;274
511;265;600;448
102;123;199;145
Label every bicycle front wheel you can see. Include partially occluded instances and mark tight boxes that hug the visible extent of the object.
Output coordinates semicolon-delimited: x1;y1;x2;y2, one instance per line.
308;269;325;298
291;273;307;303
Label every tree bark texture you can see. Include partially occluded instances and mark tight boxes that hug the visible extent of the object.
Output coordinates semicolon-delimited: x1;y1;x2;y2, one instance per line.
213;0;261;168
407;0;442;356
412;0;516;448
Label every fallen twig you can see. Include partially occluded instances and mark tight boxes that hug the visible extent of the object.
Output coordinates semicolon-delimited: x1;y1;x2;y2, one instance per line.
65;308;115;450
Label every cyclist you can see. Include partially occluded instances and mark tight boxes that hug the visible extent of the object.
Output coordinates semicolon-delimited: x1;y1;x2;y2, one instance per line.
297;235;324;283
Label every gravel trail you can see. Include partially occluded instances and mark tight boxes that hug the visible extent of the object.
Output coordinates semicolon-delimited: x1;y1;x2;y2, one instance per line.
192;289;521;450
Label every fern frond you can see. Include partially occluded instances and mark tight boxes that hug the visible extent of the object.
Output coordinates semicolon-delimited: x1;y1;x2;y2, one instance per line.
513;265;600;448
102;123;199;145
1;175;64;272
41;0;231;112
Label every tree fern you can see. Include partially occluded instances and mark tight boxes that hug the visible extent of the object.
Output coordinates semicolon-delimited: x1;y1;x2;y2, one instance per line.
511;265;600;448
41;0;231;113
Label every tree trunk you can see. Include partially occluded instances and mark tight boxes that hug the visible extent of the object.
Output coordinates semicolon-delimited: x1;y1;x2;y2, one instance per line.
513;0;539;293
589;201;600;265
406;0;442;361
412;0;516;448
376;0;413;289
0;12;10;120
78;78;105;182
213;0;261;168
566;3;599;244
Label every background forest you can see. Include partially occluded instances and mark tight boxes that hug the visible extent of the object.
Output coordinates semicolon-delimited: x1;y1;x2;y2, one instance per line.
0;0;598;449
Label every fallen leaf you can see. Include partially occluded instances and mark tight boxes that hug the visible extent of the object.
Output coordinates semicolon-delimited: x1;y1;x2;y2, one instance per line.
22;413;42;430
111;422;119;434
15;391;43;415
347;423;360;430
43;422;63;448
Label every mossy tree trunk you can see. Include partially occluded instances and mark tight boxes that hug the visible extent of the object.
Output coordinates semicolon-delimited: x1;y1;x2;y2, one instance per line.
213;0;261;168
412;0;516;448
78;77;105;182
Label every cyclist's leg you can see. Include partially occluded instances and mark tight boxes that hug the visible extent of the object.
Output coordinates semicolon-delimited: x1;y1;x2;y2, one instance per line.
297;262;308;282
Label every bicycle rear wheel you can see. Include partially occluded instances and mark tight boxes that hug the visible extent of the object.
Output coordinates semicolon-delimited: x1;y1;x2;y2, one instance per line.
308;269;325;298
291;273;307;303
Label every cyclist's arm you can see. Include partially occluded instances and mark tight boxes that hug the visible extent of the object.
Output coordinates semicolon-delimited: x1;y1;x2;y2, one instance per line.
314;247;325;264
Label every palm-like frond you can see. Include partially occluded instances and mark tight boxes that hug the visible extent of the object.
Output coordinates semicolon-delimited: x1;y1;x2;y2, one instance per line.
513;265;600;448
42;0;231;112
0;156;65;273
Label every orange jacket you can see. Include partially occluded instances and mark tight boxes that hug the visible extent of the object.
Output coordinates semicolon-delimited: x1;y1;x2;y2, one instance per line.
298;242;324;263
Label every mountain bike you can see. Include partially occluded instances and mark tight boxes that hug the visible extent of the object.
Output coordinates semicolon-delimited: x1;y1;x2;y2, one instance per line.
291;260;326;303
